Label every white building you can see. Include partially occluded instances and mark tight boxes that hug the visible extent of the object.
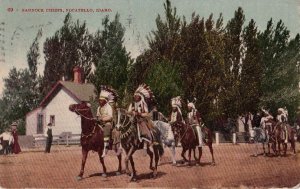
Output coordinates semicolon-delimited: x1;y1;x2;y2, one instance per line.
25;67;96;136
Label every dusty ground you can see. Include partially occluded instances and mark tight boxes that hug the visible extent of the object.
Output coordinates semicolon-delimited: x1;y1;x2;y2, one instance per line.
0;143;300;188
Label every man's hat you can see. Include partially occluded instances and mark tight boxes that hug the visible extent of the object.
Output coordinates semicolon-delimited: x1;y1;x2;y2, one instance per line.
11;122;18;127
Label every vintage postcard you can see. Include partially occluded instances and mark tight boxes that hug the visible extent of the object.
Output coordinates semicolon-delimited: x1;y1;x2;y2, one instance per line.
0;0;300;188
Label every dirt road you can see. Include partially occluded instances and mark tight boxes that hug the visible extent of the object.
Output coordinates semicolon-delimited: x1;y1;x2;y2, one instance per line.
0;144;299;188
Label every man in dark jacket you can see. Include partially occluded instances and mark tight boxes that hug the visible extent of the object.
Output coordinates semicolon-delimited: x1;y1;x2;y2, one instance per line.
44;123;53;153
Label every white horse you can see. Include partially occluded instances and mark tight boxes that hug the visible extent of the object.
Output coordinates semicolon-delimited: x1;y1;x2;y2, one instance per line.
153;120;177;165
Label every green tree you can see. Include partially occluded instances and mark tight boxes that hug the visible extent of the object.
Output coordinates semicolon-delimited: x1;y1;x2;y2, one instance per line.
42;13;93;96
91;14;132;104
239;19;262;113
145;60;183;114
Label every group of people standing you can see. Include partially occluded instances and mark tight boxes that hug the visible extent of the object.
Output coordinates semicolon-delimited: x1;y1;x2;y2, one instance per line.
95;84;206;158
0;122;21;155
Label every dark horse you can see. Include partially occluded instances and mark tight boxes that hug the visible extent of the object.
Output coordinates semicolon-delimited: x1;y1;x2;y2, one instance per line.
69;102;122;180
172;122;215;166
116;108;164;181
273;121;296;156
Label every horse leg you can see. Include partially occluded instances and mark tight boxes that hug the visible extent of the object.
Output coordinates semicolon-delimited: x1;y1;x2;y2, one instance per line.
197;147;203;166
169;143;177;165
278;142;282;156
188;148;192;166
181;147;188;163
283;143;287;156
267;143;270;155
208;143;215;165
98;154;107;177
262;143;266;156
125;146;134;176
146;143;154;170
77;149;88;180
129;154;137;182
291;140;296;155
153;145;160;178
271;142;276;155
116;154;122;175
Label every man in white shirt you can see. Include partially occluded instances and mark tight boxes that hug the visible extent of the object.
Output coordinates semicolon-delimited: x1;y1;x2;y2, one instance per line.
0;128;14;155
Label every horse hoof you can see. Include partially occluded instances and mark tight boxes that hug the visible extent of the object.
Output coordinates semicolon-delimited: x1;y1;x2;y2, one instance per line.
211;162;216;166
102;173;107;178
196;163;200;166
76;176;82;181
150;166;155;171
130;176;137;182
172;162;177;166
116;171;121;176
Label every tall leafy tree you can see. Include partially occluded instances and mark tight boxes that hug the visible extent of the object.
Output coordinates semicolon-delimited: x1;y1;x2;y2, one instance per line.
91;14;132;103
219;7;245;118
1;68;35;134
42;13;93;96
239;19;262;113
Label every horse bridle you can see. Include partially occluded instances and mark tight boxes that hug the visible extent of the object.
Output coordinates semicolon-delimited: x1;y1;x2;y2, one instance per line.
74;107;96;121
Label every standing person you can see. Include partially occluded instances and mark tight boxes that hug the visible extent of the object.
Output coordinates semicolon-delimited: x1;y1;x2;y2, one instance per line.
96;86;117;158
44;123;53;153
0;128;13;155
11;122;21;154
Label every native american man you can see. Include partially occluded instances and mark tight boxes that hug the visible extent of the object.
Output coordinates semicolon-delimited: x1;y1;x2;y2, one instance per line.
187;101;203;147
97;86;118;157
127;84;154;143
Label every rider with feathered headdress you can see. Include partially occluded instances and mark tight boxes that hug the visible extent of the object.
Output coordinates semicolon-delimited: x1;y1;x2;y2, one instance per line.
128;84;155;143
277;107;289;143
97;85;118;157
187;98;204;147
169;96;183;125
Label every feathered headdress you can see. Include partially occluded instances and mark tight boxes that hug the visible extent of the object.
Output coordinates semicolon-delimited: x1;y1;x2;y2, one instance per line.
134;84;154;100
134;84;155;112
171;96;182;115
99;85;118;103
171;96;182;108
187;97;197;110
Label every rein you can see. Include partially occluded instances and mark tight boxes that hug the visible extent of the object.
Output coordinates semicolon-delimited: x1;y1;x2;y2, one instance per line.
74;108;96;121
73;107;98;138
178;123;191;142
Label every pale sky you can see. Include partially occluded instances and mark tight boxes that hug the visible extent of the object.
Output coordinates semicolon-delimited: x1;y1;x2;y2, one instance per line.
0;0;300;96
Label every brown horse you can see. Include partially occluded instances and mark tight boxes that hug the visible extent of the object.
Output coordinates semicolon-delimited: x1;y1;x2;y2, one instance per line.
274;122;296;156
116;108;163;181
69;102;122;180
172;122;215;166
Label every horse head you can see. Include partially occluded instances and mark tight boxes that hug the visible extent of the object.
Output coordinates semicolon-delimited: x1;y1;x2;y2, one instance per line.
69;102;92;117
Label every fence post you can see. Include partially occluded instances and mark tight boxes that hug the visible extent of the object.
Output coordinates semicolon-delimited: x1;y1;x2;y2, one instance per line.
66;133;69;146
232;132;237;144
215;132;219;145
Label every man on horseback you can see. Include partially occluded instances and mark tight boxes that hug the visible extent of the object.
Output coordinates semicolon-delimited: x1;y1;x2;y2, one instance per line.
277;107;289;143
187;100;204;147
96;86;118;157
169;96;184;125
127;84;155;144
